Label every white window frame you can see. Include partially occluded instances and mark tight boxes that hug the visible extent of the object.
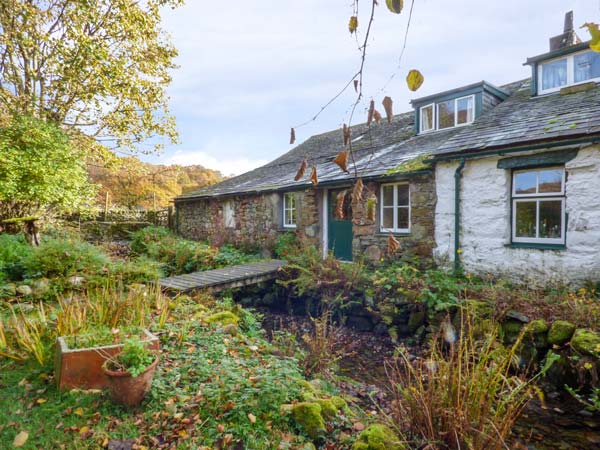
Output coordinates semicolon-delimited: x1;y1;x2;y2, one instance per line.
380;182;411;233
282;192;297;229
538;49;600;95
511;167;566;245
436;94;475;131
419;103;435;133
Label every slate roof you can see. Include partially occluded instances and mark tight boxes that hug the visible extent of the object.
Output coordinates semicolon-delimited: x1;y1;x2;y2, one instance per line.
177;77;600;200
177;111;461;200
433;80;600;157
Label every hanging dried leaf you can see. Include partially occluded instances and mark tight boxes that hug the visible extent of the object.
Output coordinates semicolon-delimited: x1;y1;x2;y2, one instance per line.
335;190;347;219
406;69;424;91
382;96;393;123
310;166;318;186
290;128;296;145
349;16;358;34
366;198;376;221
342;124;351;146
582;23;600;52
385;0;403;14
333;151;350;173
367;100;375;126
387;234;400;256
373;110;382;124
354;79;359;93
352;178;364;202
294;159;307;181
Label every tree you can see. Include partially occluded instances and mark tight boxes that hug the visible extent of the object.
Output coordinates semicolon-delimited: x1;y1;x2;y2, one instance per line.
0;0;182;153
0;116;95;223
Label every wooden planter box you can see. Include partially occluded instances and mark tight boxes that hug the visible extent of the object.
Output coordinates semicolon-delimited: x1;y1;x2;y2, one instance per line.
54;329;159;391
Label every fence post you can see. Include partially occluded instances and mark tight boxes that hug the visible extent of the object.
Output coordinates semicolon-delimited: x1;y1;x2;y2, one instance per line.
168;206;174;230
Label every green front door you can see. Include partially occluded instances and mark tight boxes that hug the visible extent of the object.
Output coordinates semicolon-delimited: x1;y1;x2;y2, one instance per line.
328;189;353;261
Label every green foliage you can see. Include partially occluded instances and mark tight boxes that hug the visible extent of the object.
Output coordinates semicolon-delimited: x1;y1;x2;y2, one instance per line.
275;232;299;258
130;226;259;276
0;1;181;152
566;386;600;414
352;424;405;450
291;402;326;439
111;337;155;378
0;116;94;217
0;234;32;281
23;238;111;279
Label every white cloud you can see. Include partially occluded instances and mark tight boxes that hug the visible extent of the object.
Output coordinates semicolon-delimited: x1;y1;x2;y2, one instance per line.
167;150;268;177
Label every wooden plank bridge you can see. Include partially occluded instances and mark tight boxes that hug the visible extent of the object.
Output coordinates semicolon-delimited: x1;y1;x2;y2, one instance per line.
158;259;287;293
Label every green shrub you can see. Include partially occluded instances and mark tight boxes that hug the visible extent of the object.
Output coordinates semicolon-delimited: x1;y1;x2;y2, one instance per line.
23;237;111;279
275;232;299;258
215;244;257;267
130;225;175;256
111;256;163;285
0;234;33;281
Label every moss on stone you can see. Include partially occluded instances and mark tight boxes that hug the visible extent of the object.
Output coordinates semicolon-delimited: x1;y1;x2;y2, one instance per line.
407;310;426;333
501;320;524;344
292;402;326;439
386;154;432;175
571;329;600;357
352;424;405;450
316;399;338;419
205;311;239;327
547;320;576;345
527;319;549;334
330;395;347;410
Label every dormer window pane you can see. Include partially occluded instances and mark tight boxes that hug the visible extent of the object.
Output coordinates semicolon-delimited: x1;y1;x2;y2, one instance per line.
420;104;434;132
574;51;600;83
438;100;455;129
541;58;567;91
456;96;474;125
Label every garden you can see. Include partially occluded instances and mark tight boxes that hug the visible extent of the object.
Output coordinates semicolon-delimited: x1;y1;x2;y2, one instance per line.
1;223;600;449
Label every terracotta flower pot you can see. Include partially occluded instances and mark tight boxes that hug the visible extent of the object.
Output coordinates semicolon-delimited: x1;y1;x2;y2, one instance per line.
102;357;159;407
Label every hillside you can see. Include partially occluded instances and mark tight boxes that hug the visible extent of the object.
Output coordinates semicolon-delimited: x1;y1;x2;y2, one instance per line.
88;157;224;209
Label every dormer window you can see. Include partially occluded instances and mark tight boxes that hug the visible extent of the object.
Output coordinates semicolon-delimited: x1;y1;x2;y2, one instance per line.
538;49;600;94
419;95;475;133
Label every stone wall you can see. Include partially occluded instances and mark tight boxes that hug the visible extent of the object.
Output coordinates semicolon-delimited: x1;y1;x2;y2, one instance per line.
434;143;600;285
175;189;322;251
351;174;437;262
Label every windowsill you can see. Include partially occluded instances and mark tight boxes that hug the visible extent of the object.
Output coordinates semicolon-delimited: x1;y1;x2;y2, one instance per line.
377;231;411;237
505;242;566;251
280;226;297;231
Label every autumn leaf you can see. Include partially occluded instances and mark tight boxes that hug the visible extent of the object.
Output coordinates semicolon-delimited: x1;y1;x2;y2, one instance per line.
354;422;365;431
367;100;375;126
290;127;296;145
294;159;307;181
334;151;350;173
310;166;318;186
387;234;400;256
335;190;347;219
13;430;29;447
354;79;359;93
349;16;358;34
582;23;600;52
385;0;403;14
382;96;393;123
73;407;84;416
406;69;424;91
366;198;376;221
248;413;257;423
373;110;382;124
342;124;351;146
353;178;364;202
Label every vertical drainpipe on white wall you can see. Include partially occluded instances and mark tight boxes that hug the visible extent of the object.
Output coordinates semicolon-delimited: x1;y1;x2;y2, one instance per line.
454;159;466;273
322;188;328;259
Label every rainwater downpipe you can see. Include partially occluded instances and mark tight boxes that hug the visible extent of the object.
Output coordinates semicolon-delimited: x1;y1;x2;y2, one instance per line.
454;159;466;273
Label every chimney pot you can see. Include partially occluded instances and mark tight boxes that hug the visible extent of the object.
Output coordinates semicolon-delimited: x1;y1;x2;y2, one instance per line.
549;11;581;51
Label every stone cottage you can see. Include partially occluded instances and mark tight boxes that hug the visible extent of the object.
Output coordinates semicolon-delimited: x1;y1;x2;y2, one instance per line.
175;13;600;282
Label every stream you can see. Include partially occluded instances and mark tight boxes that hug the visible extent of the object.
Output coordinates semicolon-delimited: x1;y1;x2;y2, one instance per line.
260;310;600;450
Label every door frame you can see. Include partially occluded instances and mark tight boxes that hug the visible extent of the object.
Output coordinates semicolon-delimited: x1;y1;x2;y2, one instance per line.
322;188;328;259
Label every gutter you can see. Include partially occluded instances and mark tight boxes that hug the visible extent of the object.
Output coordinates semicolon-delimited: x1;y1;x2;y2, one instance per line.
454;159;466;273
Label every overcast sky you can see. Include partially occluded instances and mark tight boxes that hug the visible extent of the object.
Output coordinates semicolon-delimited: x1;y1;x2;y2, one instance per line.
144;0;600;176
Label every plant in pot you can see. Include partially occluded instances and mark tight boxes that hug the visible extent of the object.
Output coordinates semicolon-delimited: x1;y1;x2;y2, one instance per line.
101;336;159;407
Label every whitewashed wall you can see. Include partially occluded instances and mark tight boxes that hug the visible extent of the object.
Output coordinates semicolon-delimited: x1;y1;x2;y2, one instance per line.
434;144;600;285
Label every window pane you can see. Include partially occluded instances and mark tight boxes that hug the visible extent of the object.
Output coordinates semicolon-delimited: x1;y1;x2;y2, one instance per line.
515;201;536;238
383;185;394;207
397;185;409;206
538;169;563;193
382;208;394;229
421;105;433;131
438;100;455;129
456;96;474;125
397;207;409;230
542;58;567;90
574;51;600;83
514;171;537;195
539;200;562;239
